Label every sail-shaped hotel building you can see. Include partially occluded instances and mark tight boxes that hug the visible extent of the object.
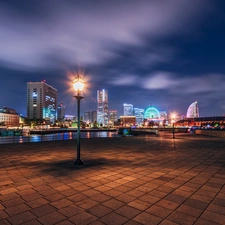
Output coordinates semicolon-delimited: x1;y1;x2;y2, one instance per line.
186;101;199;118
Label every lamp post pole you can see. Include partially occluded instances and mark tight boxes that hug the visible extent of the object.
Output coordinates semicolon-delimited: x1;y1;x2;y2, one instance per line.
173;122;175;139
171;113;176;139
73;75;84;165
74;93;84;165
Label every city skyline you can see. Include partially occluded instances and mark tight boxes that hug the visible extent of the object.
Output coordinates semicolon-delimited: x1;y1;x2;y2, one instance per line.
1;1;225;117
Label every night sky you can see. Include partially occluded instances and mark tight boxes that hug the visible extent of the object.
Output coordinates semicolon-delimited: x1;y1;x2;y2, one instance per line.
1;0;225;117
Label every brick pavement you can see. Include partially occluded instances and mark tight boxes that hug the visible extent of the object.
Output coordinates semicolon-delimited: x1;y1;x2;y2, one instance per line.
0;132;225;225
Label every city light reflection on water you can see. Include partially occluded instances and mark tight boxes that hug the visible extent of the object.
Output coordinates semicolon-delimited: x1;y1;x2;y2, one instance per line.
0;131;120;144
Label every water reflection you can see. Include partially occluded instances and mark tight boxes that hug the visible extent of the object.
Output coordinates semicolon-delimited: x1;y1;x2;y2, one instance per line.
0;131;120;144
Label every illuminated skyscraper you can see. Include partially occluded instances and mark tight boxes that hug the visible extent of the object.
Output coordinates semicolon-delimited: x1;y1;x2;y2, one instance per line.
123;104;133;116
84;111;91;123
134;108;144;124
109;110;117;124
57;102;65;121
27;81;57;122
91;110;97;123
97;89;108;125
186;101;199;118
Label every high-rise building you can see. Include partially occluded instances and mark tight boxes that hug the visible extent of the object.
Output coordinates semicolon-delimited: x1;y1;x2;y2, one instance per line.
123;103;133;116
97;89;108;125
91;110;97;124
134;108;144;124
57;102;65;121
186;101;199;118
108;110;117;124
84;111;91;123
27;81;57;122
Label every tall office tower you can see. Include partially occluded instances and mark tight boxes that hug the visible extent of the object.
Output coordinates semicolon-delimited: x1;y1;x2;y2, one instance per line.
97;89;108;125
134;108;144;125
27;81;58;122
123;103;133;116
57;102;65;121
108;110;117;124
84;111;91;123
91;110;97;123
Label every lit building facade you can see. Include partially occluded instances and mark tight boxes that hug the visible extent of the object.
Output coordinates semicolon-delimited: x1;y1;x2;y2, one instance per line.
84;111;91;123
91;110;97;124
123;104;133;116
65;115;76;121
27;81;58;122
57;102;65;121
97;89;108;125
84;110;97;124
120;116;136;127
186;101;199;118
134;108;144;125
109;110;117;125
0;107;19;126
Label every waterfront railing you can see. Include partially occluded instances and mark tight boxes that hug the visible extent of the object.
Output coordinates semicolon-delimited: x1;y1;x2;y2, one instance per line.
0;131;119;144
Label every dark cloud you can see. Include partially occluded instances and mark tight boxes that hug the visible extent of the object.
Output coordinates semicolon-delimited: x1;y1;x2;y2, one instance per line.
0;0;225;117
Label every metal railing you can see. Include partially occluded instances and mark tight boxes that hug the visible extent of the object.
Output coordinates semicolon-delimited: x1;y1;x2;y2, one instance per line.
0;131;120;144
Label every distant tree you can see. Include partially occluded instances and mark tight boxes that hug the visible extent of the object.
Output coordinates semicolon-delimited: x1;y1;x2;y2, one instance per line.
93;121;98;128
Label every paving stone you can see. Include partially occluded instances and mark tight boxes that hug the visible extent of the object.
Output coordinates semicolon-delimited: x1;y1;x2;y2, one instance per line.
183;198;208;210
156;199;180;210
44;193;65;202
0;209;9;219
87;204;112;217
2;197;26;208
7;211;37;225
31;204;56;217
26;197;49;208
194;218;221;225
90;193;112;203
100;212;129;225
0;219;13;225
88;220;106;225
69;211;97;225
166;211;196;225
102;198;126;210
133;212;162;225
128;199;151;211
58;204;83;217
115;205;141;219
37;211;66;225
146;205;172;218
5;203;31;216
123;220;143;225
55;220;75;225
50;198;73;209
176;204;203;218
200;210;225;224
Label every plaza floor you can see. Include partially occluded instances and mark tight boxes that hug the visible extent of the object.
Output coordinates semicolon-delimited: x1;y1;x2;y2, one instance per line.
0;132;225;225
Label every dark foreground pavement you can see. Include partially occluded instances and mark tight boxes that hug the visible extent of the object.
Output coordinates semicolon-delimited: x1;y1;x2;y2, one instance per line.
0;132;225;225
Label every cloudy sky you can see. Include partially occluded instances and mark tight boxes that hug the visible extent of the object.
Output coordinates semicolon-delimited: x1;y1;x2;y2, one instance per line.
1;0;225;117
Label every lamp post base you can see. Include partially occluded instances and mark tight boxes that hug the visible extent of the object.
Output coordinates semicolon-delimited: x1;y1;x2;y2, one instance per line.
73;159;84;165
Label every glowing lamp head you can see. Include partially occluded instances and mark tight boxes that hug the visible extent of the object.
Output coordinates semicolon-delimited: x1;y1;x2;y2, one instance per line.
171;113;176;119
73;76;84;92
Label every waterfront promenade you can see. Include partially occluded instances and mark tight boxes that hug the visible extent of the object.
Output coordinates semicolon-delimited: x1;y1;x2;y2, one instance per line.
0;132;225;225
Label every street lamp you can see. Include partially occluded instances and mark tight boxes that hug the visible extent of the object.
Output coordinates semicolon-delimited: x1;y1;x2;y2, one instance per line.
73;75;85;165
171;113;176;139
